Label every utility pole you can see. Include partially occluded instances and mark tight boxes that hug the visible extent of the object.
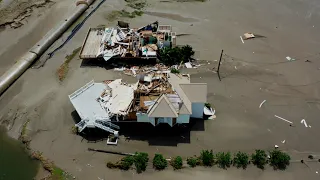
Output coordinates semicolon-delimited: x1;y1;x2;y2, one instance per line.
217;49;224;81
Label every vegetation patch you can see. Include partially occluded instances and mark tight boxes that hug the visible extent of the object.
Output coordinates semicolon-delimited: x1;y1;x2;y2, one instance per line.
71;126;78;134
105;10;143;21
57;47;81;82
107;152;148;173
171;156;183;170
159;45;195;65
200;150;214;166
134;152;149;173
204;103;211;108
106;156;135;170
251;149;268;169
19;119;31;149
125;0;147;10
170;68;180;74
187;157;198;167
31;151;71;179
233;151;249;169
106;149;292;173
215;152;232;169
269;150;290;170
153;154;168;170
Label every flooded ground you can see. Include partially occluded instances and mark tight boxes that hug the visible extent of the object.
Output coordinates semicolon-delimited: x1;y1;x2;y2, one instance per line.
0;127;39;180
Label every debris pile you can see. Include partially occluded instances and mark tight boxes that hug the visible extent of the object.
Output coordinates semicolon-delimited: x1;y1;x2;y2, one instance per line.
114;63;171;77
80;21;177;61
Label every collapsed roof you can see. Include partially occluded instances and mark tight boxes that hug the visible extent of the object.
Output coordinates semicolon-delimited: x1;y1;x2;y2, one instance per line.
79;21;177;60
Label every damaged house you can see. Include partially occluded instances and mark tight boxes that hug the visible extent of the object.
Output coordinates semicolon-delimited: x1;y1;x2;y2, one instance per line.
79;21;177;61
69;73;207;134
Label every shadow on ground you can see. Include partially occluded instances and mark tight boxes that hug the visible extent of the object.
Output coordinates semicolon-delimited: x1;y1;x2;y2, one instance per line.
71;111;206;146
118;119;205;146
80;57;157;69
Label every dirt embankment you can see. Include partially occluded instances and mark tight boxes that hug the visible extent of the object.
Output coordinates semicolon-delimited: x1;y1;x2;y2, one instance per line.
0;0;55;28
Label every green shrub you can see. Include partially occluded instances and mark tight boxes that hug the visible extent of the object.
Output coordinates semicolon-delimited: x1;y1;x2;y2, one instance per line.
170;68;180;74
171;156;183;170
200;150;214;166
216;152;232;169
204;103;211;108
251;150;267;169
233;151;249;169
119;156;134;170
269;150;290;170
187;157;198;167
134;152;149;173
159;45;195;65
153;154;168;170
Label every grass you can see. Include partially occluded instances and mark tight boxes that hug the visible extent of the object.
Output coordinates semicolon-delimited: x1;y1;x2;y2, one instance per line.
125;0;147;10
105;10;143;21
51;167;71;180
19;119;31;149
32;151;71;179
57;47;81;81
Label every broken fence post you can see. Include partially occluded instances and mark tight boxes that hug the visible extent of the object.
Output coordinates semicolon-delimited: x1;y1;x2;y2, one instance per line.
217;49;224;81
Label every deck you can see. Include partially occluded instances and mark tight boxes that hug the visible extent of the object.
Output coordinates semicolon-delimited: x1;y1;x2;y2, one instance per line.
79;28;104;59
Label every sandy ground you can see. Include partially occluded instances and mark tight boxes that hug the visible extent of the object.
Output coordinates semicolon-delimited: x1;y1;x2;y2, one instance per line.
1;0;320;179
0;0;79;75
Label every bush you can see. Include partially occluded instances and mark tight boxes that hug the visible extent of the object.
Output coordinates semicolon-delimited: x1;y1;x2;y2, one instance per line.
159;45;195;65
71;126;78;134
134;152;149;173
171;156;183;170
204;103;211;108
216;152;232;169
233;151;249;169
251;150;267;169
269;150;290;170
119;156;134;170
170;68;180;74
200;150;214;166
187;157;198;167
153;154;168;170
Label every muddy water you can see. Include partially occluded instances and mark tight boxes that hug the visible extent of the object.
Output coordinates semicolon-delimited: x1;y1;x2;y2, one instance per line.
0;127;39;180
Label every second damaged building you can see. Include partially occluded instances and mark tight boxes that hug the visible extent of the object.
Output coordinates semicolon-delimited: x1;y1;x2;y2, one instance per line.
69;73;207;133
79;21;177;61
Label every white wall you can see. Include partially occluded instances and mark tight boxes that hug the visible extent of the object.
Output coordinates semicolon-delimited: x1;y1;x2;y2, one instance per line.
177;114;190;123
191;103;204;119
137;112;192;126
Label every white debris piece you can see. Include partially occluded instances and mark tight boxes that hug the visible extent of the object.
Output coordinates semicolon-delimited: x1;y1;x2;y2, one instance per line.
259;100;266;108
286;56;296;61
275;145;279;148
274;115;293;124
240;36;244;44
114;67;126;71
204;106;215;116
301;119;308;128
185;62;192;68
281;140;286;144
